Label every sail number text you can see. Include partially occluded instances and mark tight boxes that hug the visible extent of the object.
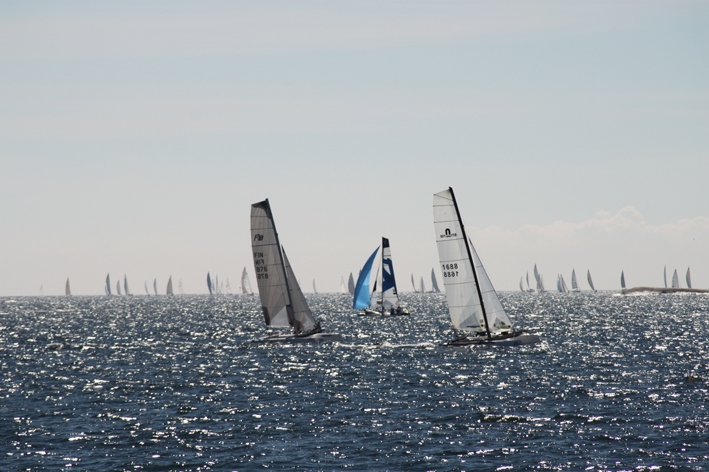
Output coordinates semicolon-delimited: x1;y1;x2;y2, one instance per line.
253;252;269;280
442;263;459;278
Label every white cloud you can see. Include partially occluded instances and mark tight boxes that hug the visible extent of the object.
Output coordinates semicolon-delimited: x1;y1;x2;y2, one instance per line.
467;206;709;290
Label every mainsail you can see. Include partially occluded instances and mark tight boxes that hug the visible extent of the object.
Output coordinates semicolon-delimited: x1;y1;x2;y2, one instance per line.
519;276;524;292
560;274;569;292
381;237;400;312
419;276;426;294
65;278;71;296
179;279;184;295
571;269;578;291
339;276;347;293
671;269;679;288
116;281;122;296
105;274;112;296
664;266;667;288
686;268;692;289
312;279;317;294
144;281;149;295
251;198;321;333
411;274;417;292
431;268;441;293
621;271;626;290
587;270;596;291
241;267;253;294
124;275;130;296
353;247;379;310
153;278;158;295
207;272;213;295
347;273;355;295
433;188;488;333
166;276;173;295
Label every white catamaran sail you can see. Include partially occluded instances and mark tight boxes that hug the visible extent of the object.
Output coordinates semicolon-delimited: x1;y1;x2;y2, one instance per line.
241;267;253;295
671;269;679;288
686;268;692;289
105;274;112;296
433;187;539;345
250;198;340;342
571;269;579;291
431;268;441;293
587;270;596;291
419;276;426;294
65;278;71;296
312;279;317;294
339;276;347;293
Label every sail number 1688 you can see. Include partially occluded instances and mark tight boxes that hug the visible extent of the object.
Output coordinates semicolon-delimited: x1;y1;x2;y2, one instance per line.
442;263;459;278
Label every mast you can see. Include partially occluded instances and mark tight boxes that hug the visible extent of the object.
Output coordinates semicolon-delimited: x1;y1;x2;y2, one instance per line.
448;187;491;339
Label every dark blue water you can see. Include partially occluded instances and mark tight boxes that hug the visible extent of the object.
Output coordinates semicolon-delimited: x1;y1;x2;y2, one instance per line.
2;292;709;471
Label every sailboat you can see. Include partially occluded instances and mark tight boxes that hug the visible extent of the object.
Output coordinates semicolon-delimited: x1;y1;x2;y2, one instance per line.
105;274;112;296
312;279;317;294
571;269;579;292
124;275;131;296
250;198;341;342
153;278;158;295
166;276;173;295
587;270;596;291
686;268;692;289
519;277;525;292
144;281;150;295
226;279;232;294
419;276;426;294
664;266;668;288
621;271;626;290
179;279;184;295
241;268;253;295
65;278;71;296
207;272;213;295
347;273;355;295
433;187;539;346
410;274;418;292
116;281;122;296
557;274;569;293
339;276;347;293
355;238;409;316
533;264;545;292
431;269;441;293
671;269;679;288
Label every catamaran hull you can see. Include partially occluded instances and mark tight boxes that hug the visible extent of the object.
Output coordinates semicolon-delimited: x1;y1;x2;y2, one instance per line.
359;308;411;317
444;333;540;347
252;332;343;343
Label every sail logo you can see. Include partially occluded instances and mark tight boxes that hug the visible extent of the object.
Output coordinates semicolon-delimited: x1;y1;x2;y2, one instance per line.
254;234;264;241
440;228;457;239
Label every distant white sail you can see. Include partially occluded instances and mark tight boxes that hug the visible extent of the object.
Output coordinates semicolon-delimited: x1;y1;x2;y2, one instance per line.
419;276;426;294
124;275;130;296
240;268;253;295
65;278;71;296
411;273;417;293
106;274;112;296
671;269;679;288
431;268;441;293
519;276;524;292
686;268;692;289
526;272;531;290
339;276;347;293
166;276;173;295
560;274;569;293
116;281;122;296
312;279;317;294
587;270;596;291
556;275;562;292
215;274;220;295
621;271;626;290
571;269;578;291
153;278;158;295
533;264;540;284
144;281;149;295
664;266;667;288
179;279;184;295
348;273;355;295
207;272;213;295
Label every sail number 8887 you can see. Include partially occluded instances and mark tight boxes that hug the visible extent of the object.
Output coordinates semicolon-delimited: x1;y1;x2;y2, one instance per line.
442;263;459;278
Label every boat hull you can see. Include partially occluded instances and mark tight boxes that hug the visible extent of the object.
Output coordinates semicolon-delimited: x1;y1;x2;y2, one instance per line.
252;332;343;343
444;332;540;347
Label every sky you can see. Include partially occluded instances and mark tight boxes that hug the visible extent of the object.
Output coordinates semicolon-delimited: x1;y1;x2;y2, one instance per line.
1;0;708;295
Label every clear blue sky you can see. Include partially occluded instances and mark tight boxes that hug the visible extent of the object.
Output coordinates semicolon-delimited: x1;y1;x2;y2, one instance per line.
1;1;708;295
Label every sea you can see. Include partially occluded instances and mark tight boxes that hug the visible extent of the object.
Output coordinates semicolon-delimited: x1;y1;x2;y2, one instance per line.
1;292;709;471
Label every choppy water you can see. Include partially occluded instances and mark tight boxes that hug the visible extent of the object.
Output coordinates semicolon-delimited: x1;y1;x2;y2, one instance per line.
1;292;709;471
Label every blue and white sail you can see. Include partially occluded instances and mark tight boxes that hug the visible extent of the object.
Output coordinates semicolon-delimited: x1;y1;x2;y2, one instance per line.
353;247;380;310
381;238;400;312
